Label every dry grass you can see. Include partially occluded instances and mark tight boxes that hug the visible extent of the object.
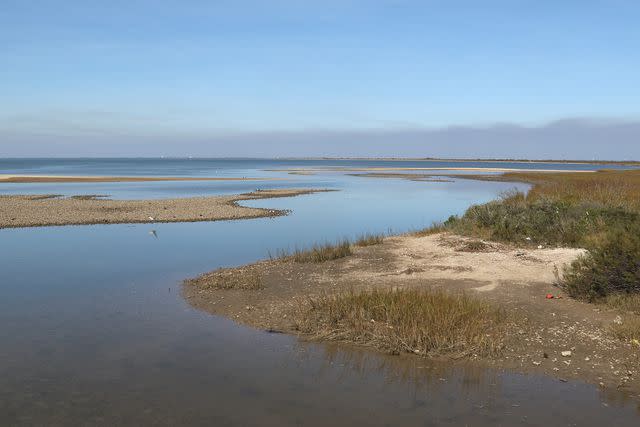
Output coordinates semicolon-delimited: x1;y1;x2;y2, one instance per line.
185;269;263;290
456;240;489;252
412;222;448;237
603;295;640;344
354;233;384;247
292;241;353;263
605;294;640;315
611;316;640;343
295;288;507;358
500;169;640;211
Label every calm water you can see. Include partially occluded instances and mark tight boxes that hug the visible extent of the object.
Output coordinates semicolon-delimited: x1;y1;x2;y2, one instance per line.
1;159;639;425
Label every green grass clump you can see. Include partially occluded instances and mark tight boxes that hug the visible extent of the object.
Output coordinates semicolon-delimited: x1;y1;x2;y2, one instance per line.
354;233;384;247
295;288;506;358
293;241;353;263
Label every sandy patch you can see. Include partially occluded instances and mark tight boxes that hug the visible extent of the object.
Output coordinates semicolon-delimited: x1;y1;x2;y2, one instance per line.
0;189;330;229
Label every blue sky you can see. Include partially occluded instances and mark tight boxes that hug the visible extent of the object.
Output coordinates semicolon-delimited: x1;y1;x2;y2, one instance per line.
1;1;639;158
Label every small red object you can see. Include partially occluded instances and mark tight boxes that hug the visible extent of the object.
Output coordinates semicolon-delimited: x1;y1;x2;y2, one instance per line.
546;294;554;299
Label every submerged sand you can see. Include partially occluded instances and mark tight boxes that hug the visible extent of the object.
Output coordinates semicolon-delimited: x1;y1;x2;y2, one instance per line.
0;189;329;229
184;233;640;392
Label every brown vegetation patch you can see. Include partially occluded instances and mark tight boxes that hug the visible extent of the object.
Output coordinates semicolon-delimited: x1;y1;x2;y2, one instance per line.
295;288;507;358
354;233;385;247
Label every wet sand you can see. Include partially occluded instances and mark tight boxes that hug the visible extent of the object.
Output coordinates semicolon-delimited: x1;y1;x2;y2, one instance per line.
0;174;280;183
0;189;329;229
184;232;640;393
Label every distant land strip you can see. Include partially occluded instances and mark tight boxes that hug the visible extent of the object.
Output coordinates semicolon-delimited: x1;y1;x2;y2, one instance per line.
266;167;597;173
0;175;282;183
274;157;640;165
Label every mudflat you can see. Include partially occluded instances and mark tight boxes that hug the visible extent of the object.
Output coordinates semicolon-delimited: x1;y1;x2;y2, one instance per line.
183;232;640;393
0;189;329;228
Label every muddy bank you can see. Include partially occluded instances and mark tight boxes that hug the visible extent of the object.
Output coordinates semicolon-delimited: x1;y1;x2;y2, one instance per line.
184;232;640;393
0;174;280;183
0;189;330;229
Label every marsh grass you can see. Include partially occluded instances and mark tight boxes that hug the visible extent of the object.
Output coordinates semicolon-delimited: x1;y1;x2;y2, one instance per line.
270;237;371;263
295;288;507;358
354;233;384;247
293;241;353;263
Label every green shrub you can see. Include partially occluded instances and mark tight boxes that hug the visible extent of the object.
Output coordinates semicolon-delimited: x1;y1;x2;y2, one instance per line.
447;191;638;249
560;222;640;300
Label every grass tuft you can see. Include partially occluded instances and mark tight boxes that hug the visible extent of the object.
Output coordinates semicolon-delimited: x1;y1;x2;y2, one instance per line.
292;241;353;263
354;233;384;247
604;294;640;315
457;240;489;252
295;288;507;358
412;221;448;237
611;316;640;343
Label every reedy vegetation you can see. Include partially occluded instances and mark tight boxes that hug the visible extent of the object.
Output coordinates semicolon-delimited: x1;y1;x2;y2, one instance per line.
295;288;507;358
270;233;385;263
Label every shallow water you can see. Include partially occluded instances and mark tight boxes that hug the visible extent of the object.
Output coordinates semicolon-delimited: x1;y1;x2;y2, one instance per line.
1;159;639;425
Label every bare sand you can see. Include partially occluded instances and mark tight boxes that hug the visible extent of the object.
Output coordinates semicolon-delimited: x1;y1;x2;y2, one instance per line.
0;174;281;183
0;189;329;229
184;233;640;392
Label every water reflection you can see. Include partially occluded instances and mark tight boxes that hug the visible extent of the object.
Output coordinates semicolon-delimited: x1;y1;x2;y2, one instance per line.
288;340;640;425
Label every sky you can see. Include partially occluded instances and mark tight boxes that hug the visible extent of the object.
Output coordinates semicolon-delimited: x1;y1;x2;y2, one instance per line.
1;0;639;159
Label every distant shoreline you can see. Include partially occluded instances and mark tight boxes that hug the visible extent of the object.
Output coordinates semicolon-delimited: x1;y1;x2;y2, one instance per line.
267;167;597;173
0;175;281;183
2;157;639;165
274;157;640;165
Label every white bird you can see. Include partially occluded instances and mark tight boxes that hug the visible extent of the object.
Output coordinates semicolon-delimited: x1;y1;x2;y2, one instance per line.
148;216;155;221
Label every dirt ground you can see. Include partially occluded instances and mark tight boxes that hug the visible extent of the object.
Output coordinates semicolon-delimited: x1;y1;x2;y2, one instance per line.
183;232;640;394
0;189;328;228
